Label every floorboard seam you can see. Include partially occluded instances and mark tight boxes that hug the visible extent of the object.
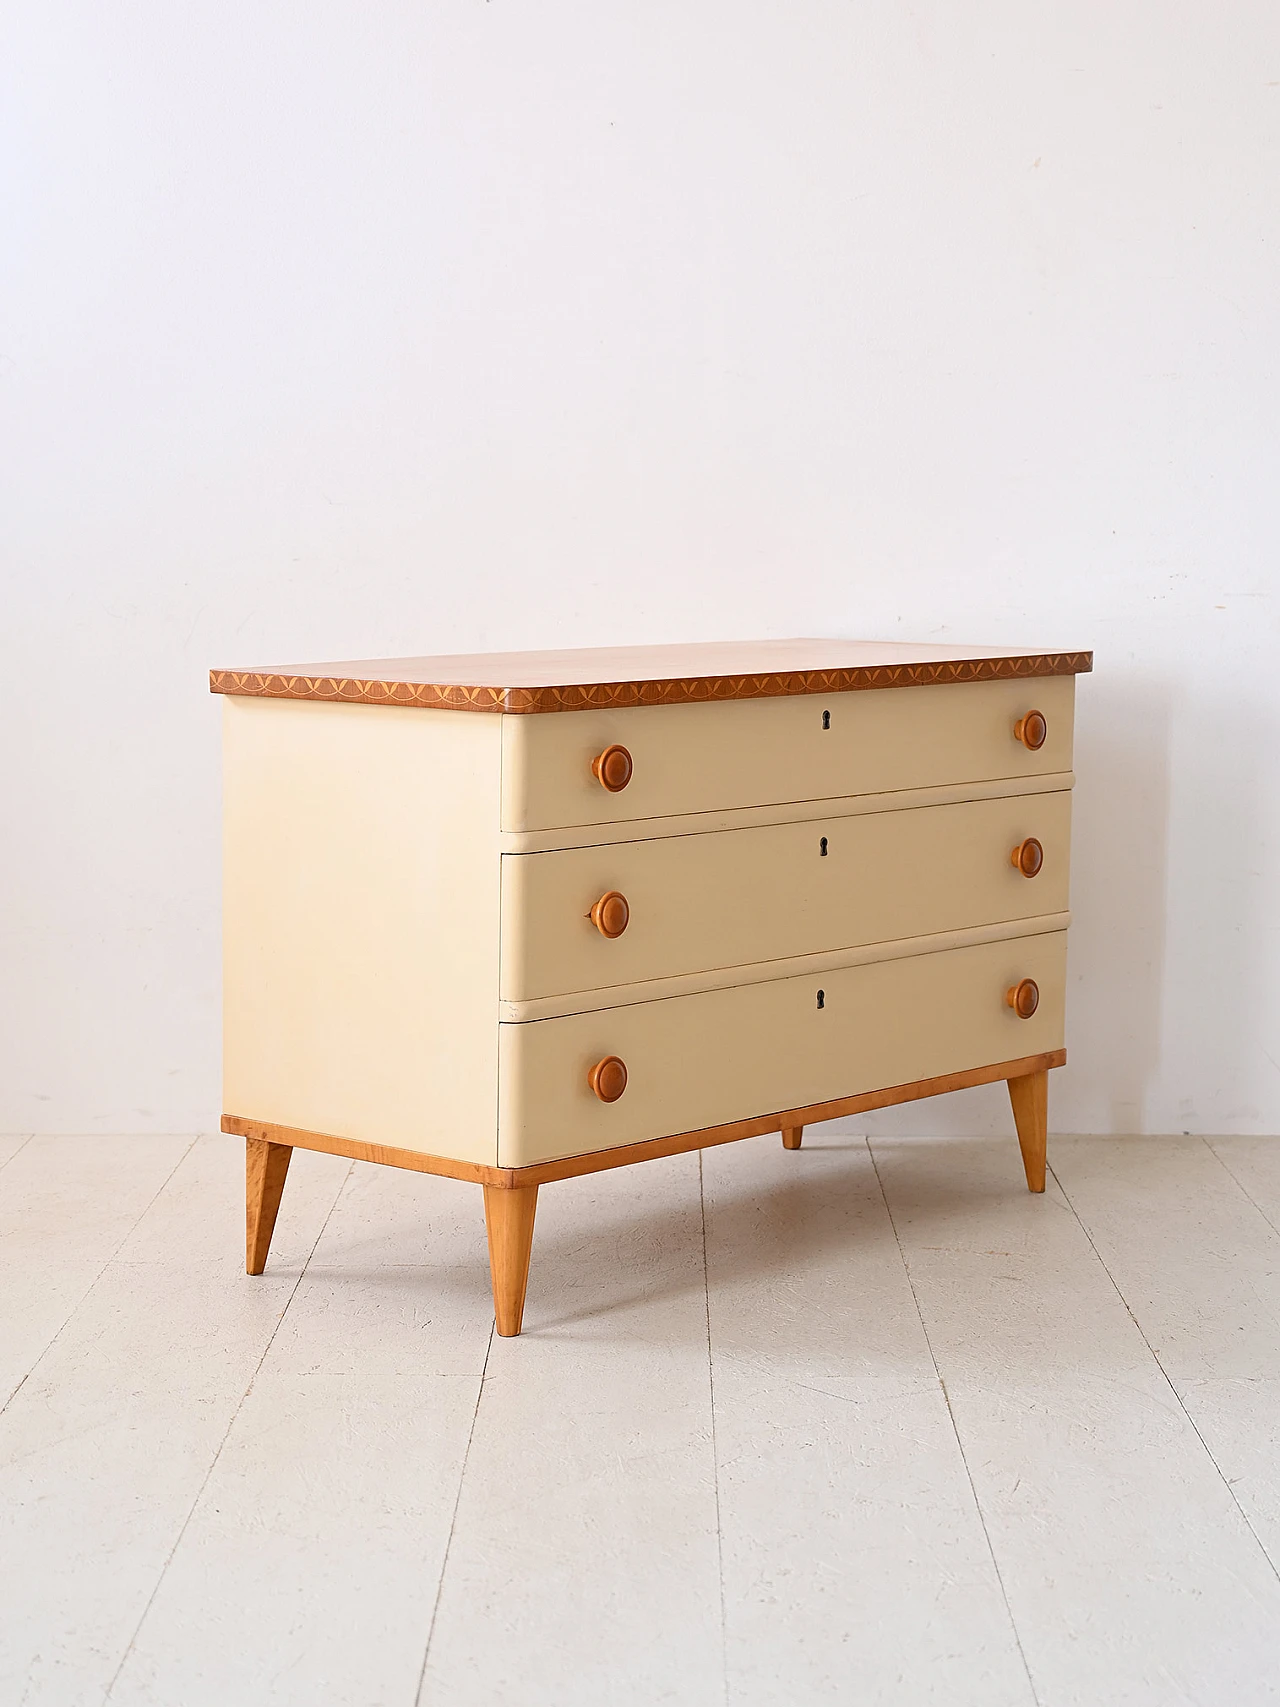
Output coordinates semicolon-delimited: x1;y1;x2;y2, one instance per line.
0;1135;34;1176
414;1321;495;1707
1048;1157;1280;1589
1;1137;199;1416
101;1158;356;1700
866;1138;1043;1707
698;1151;729;1707
1201;1138;1280;1241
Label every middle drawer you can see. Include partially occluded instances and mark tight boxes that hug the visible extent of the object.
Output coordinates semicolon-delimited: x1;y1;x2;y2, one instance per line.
500;789;1071;1003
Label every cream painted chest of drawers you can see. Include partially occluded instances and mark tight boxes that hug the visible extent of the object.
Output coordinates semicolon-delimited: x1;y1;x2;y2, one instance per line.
212;638;1091;1335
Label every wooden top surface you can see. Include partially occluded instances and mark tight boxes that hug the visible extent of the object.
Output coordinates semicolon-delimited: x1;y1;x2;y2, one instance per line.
210;637;1093;715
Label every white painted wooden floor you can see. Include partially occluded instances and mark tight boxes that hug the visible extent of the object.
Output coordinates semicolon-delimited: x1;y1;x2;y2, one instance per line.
3;1130;1280;1706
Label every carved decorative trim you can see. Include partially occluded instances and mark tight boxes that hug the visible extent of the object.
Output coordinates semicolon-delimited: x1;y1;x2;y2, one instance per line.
210;652;1093;714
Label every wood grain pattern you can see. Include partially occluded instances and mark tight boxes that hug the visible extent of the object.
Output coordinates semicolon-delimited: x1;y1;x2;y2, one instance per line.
1011;836;1045;878
1007;1068;1049;1192
245;1136;292;1274
224;1115;500;1182
587;1055;629;1104
588;891;630;939
483;1183;539;1336
781;1126;804;1151
223;1048;1065;1191
1006;977;1041;1020
210;638;1093;715
591;743;633;790
1014;709;1049;751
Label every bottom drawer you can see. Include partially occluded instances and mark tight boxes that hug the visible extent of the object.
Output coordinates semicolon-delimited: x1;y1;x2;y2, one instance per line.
497;930;1067;1167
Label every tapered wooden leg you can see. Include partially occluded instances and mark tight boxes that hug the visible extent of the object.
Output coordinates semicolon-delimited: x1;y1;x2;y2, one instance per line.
781;1125;804;1150
246;1137;293;1274
483;1184;539;1337
1007;1070;1048;1193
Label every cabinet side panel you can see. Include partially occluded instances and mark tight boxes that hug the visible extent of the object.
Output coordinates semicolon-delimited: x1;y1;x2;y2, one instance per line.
222;699;501;1164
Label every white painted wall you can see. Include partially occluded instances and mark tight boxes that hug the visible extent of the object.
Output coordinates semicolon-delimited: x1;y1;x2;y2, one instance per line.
2;3;1277;1137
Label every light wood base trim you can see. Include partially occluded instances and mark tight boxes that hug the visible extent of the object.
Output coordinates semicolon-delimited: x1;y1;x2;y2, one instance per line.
245;1137;293;1274
224;1116;500;1183
484;1184;538;1336
515;1050;1066;1186
1007;1069;1049;1192
223;1049;1064;1192
230;1051;1063;1337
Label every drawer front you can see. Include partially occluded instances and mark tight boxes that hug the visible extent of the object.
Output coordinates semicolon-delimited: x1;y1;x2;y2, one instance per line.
501;791;1072;1001
501;676;1074;833
497;930;1066;1166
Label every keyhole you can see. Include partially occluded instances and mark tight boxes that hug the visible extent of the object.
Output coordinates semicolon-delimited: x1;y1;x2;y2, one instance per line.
822;709;831;730
816;989;825;1010
819;836;828;857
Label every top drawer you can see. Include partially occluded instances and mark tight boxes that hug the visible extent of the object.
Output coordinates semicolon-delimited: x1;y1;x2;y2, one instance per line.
501;676;1075;833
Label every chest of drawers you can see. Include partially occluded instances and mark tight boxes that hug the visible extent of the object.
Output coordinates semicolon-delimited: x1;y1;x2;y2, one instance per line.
212;638;1091;1335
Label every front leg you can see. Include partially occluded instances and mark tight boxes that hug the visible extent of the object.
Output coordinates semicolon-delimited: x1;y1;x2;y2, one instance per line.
1007;1070;1048;1193
483;1183;539;1337
246;1137;293;1273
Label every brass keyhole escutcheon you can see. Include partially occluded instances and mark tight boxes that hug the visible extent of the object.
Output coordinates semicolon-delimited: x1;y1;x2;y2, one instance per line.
588;891;630;938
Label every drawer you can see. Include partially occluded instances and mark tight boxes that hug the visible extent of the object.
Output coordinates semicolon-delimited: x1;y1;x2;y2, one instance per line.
497;929;1066;1166
500;791;1072;1002
500;676;1075;833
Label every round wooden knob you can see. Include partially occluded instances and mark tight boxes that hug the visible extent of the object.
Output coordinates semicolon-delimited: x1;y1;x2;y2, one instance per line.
1013;710;1047;751
588;1055;628;1102
591;744;633;792
589;891;630;938
1011;837;1044;878
1005;978;1040;1020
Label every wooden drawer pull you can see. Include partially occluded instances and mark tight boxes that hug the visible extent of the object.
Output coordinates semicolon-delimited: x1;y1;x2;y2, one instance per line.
1013;709;1047;751
1011;837;1044;878
588;891;630;938
1006;978;1040;1020
588;1055;628;1102
591;744;633;792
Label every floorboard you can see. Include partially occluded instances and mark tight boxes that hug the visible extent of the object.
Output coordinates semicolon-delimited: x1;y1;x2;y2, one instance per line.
110;1159;493;1706
0;1135;194;1407
0;1136;33;1172
0;1138;348;1703
703;1130;1034;1706
872;1134;1280;1707
419;1155;723;1707
4;1134;1280;1706
1052;1134;1280;1582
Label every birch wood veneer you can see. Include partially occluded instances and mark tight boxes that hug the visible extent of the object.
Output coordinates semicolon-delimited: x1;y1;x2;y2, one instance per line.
215;637;1091;1335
